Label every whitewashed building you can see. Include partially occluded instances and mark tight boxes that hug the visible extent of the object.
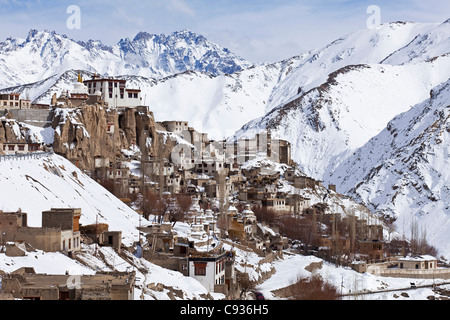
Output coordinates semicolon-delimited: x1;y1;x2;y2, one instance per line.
188;252;228;292
84;75;142;108
1;142;42;155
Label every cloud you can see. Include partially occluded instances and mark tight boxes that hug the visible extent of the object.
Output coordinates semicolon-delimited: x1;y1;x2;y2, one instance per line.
167;0;195;17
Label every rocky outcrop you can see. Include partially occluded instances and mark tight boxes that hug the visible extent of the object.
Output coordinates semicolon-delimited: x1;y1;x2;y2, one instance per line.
0;118;34;152
51;104;160;171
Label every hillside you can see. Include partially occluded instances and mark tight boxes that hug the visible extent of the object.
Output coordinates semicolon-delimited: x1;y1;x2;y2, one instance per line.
329;79;450;258
263;20;450;114
235;53;450;179
0;152;447;300
0;58;303;140
0;152;145;246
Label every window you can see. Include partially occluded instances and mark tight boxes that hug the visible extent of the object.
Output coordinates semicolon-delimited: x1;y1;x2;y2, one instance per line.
194;263;207;276
8;145;15;151
18;145;25;151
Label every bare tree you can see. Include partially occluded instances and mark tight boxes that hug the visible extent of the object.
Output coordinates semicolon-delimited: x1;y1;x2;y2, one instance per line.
236;271;256;299
168;194;192;226
287;275;340;300
141;189;167;222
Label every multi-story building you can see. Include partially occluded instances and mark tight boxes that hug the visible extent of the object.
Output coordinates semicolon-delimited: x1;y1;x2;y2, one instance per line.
0;208;82;254
83;75;142;108
1;142;42;155
159;121;189;135
0;93;31;110
188;251;229;293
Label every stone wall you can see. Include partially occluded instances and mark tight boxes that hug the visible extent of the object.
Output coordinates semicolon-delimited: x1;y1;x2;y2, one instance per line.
367;265;450;279
15;227;61;252
143;251;188;275
7;109;54;128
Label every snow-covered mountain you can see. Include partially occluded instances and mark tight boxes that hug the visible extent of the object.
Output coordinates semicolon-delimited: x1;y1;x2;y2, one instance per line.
235;53;450;179
4;21;450;142
263;20;450;114
329;79;450;257
0;29;253;88
232;19;450;257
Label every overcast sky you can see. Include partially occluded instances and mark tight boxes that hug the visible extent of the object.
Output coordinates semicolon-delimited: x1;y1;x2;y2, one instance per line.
0;0;449;63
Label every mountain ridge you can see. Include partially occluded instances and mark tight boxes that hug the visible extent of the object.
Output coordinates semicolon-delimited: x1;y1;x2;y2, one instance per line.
0;28;253;88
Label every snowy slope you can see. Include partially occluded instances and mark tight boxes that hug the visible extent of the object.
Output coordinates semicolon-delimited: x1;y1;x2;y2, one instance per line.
0;29;252;88
381;20;450;65
0;152;147;246
328;79;450;258
263;21;450;114
133;65;285;139
235;53;450;180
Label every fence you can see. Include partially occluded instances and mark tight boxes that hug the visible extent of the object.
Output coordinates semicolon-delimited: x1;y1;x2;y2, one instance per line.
0;151;54;162
367;262;450;279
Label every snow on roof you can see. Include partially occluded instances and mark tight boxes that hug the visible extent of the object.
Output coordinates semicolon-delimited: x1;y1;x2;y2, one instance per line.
398;255;437;261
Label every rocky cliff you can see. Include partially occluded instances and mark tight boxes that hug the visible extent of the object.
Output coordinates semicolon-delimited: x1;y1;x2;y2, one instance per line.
0;105;165;171
51;105;161;170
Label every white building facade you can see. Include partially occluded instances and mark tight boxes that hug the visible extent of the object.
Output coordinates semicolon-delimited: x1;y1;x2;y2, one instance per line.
188;252;227;292
84;76;142;108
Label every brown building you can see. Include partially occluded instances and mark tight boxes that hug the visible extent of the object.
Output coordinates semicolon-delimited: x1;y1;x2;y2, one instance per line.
0;268;136;300
0;208;82;254
358;239;384;262
0;93;31;110
0;210;28;242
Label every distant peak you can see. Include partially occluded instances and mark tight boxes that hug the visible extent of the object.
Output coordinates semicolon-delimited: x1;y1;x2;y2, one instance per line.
174;29;194;35
27;29;39;40
172;29;204;39
26;29;68;42
443;18;450;24
133;31;153;42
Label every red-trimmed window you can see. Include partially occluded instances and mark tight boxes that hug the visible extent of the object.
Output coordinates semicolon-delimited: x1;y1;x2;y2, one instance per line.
194;263;207;276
